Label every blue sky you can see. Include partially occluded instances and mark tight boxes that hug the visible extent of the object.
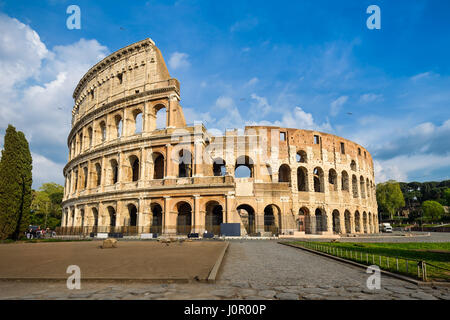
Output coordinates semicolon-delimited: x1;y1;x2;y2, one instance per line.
0;0;449;188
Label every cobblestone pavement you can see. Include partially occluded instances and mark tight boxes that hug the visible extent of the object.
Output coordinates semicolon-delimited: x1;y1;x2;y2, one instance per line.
1;239;449;300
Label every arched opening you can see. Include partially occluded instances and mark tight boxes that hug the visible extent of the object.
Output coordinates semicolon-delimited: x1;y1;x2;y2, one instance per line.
79;133;83;153
153;153;165;179
328;169;338;191
205;201;223;235
315;208;327;233
100;121;107;142
313;167;324;193
344;210;351;233
264;205;280;235
178;149;192;178
150;203;163;234
296;150;307;163
278;164;291;183
235;155;253;178
134;110;143;134
92;208;98;232
130;155;139;182
355;211;361;233
341;170;349;191
176;202;192;235
360;176;366;198
155;106;167;129
110;159;118;184
297;167;308;191
115;115;123;138
350;160;357;171
107;206;116;230
213;158;226;176
88;127;93;148
237;204;255;235
83;167;88;189
366;178;370;198
80;209;85;229
352;175;358;198
299;207;310;233
95;163;101;187
363;212;368;233
127;204;137;227
368;212;373;233
332;210;341;234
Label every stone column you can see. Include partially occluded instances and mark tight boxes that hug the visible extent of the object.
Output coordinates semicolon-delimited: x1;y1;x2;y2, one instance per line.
163;196;170;235
193;195;200;234
165;143;175;178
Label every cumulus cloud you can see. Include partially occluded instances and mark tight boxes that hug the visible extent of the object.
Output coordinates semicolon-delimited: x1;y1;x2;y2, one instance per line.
330;95;348;116
168;51;190;70
0;14;109;187
249;93;271;116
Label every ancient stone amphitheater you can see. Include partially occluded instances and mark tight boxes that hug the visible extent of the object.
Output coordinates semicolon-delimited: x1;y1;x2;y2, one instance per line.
61;38;379;237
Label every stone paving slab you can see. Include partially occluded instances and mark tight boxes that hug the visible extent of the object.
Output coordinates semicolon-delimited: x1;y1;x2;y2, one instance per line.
0;241;227;281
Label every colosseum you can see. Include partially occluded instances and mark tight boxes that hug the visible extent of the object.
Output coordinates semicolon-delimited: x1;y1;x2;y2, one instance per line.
60;38;379;238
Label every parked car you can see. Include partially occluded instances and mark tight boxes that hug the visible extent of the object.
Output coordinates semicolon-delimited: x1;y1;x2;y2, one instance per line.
379;223;393;233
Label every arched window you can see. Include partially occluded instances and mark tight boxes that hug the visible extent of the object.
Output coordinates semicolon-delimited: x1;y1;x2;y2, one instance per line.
235;155;253;178
205;201;223;234
176;202;192;235
313;167;324;192
297;167;308;191
237;204;256;235
108;206;116;227
360;176;366;198
213;158;226;176
341;170;349;191
110;159;118;184
115;115;123;138
278;164;291;183
296;150;307;163
150;203;163;233
74;169;79;191
352;175;358;198
88;127;93;148
350;160;357;171
100;121;107;142
128;204;137;227
95;163;101;186
355;211;361;233
130;156;139;182
366;178;370;198
178;149;192;178
83;167;88;189
79;133;83;153
134;110;143;134
153;153;164;179
328;169;338;191
155;106;166;129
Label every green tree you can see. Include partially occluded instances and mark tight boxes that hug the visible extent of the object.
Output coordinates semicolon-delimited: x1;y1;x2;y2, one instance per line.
421;200;444;222
12;131;33;240
30;183;64;229
0;125;22;240
444;188;450;206
376;180;405;220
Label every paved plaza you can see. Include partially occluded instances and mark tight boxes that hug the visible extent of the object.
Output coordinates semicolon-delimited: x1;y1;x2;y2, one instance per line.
0;233;449;300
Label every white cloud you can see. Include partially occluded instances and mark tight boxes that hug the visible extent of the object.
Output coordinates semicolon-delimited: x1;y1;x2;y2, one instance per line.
245;77;259;86
249;93;271;116
168;51;190;70
359;93;383;104
330;95;348;116
0;14;109;188
411;71;432;81
183;107;214;125
230;17;258;32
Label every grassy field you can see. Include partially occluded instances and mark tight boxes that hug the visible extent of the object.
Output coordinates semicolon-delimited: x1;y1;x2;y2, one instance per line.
286;241;450;282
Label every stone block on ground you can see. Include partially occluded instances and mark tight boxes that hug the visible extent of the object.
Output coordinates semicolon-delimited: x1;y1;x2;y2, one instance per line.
101;238;118;249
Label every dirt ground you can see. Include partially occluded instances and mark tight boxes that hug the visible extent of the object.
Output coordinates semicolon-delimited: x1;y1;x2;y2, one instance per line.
0;240;226;281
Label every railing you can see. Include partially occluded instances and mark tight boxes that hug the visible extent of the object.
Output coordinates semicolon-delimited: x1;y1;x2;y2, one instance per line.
55;226;163;236
291;241;450;282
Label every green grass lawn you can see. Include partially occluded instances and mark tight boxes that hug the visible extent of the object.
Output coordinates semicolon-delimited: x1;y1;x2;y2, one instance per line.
286;241;450;282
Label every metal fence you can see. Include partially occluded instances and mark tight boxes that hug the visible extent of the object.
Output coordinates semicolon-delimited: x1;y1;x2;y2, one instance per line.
56;226;162;236
295;242;450;282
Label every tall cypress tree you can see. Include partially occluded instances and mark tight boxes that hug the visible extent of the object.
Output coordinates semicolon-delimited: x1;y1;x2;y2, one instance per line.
0;125;22;240
13;131;33;240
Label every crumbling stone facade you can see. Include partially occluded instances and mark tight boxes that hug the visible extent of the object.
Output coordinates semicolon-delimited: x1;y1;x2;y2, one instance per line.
61;38;379;237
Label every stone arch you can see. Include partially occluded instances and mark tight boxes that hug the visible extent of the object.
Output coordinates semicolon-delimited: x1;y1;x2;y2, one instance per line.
127;203;138;227
87;126;93;148
213;157;226;177
129;155;140;182
296;150;307;163
153;152;165;179
100;121;107;143
133;108;143;134
94;163;101;187
176;201;192;235
91;207;99;229
278;164;291;183
297;166;308;191
366;178;370;198
150;203;163;233
235;155;254;178
154;104;167;129
341;170;349;191
350;160;357;171
264;204;281;234
368;211;373;233
352;174;358;198
298;207;310;233
83;166;88;189
109;159;119;184
328;169;338;191
360;176;366;198
355;211;361;233
344;210;351;234
205;201;223;234
178;149;192;178
237;204;255;235
363;211;368;233
315;208;327;233
332;209;341;234
107;206;116;228
313;167;324;193
114;114;123;138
